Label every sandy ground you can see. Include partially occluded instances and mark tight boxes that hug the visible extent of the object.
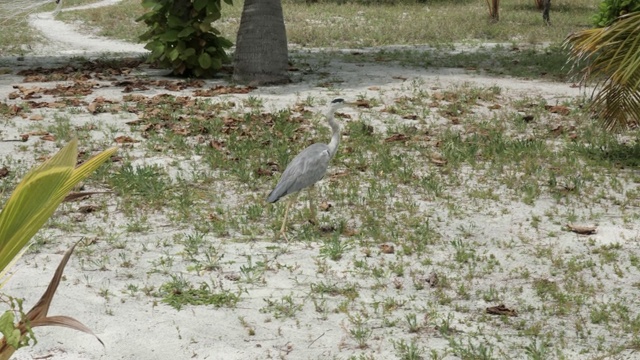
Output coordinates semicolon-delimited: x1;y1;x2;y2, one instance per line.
2;2;639;360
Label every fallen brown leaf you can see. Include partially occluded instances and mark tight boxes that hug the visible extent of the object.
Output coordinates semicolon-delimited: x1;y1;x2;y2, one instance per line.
385;133;408;143
40;134;55;141
430;155;447;166
78;205;100;214
426;272;439;288
64;191;111;203
546;105;570;116
0;241;104;359
354;99;371;108
0;167;9;178
342;227;358;236
379;244;395;254
567;224;597;235
319;224;336;233
255;167;272;177
486;304;518;317
319;202;332;212
550;125;564;136
209;140;225;151
193;85;255;97
114;136;138;144
522;114;535;122
329;171;349;180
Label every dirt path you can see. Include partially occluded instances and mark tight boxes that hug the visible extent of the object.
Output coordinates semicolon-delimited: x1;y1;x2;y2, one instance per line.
28;0;146;55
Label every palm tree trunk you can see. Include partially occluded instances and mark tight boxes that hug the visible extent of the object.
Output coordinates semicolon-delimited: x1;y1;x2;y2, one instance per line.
233;0;289;85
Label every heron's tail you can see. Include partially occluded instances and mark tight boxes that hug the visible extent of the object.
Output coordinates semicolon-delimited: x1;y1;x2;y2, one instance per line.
267;190;281;203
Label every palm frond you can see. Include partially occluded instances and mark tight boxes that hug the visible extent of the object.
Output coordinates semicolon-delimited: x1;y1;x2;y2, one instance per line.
565;12;640;131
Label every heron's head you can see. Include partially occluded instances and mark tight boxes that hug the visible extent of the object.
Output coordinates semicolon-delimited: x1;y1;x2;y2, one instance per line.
328;98;355;112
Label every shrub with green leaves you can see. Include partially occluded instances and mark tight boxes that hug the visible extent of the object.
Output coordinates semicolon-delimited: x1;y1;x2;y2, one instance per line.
593;0;640;27
137;0;233;77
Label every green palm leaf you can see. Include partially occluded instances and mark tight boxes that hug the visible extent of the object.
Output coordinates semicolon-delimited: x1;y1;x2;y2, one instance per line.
565;12;640;131
0;139;117;283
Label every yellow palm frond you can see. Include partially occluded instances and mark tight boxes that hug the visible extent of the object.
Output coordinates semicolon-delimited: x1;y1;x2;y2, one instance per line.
0;139;117;284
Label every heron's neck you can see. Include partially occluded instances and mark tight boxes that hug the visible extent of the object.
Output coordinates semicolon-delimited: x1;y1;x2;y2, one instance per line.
326;109;341;158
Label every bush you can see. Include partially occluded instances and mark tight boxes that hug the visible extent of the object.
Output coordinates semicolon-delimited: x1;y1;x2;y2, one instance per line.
593;0;640;27
137;0;233;77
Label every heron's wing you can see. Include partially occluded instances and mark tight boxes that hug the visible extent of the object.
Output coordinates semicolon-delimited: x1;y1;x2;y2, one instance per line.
267;144;331;203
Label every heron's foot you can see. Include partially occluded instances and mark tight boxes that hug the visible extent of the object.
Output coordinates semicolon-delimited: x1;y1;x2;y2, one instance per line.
274;229;289;242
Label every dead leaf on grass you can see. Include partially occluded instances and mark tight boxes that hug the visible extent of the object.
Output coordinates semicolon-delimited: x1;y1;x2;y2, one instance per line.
87;97;118;114
354;99;371;108
42;81;96;97
224;273;241;281
342;227;358;236
430;154;447;166
193;85;255;97
546;105;570;116
385;133;408;143
486;304;518;317
319;224;336;233
379;244;395;254
77;205;100;214
209;140;225;151
64;191;111;203
114;136;138;144
488;104;502;110
40;134;55;141
521;114;535;122
0;167;9;178
426;272;439;288
329;171;349;180
566;224;597;235
319;202;332;212
549;125;565;136
255;167;273;177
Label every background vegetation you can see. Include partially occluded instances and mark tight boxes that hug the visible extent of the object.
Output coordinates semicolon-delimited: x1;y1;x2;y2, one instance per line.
49;0;596;48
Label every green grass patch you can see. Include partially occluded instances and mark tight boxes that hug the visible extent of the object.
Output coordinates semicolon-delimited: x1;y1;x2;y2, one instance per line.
54;0;595;49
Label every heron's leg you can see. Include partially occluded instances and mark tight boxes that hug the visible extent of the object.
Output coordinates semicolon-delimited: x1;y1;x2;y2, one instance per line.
275;194;297;242
308;186;317;225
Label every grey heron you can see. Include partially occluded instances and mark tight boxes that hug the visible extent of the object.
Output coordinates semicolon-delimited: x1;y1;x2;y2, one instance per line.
267;98;355;240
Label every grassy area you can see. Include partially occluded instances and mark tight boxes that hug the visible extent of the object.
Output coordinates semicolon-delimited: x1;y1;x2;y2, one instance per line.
2;56;640;357
336;43;572;80
54;0;596;47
